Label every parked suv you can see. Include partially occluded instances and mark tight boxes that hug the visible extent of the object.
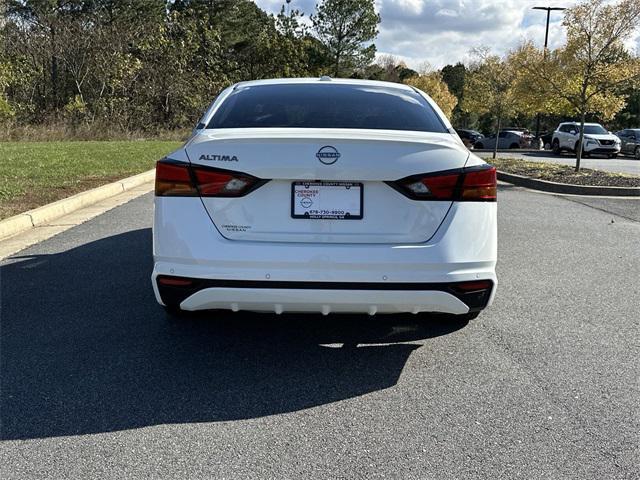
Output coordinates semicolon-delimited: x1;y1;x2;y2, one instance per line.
615;129;640;159
552;122;621;158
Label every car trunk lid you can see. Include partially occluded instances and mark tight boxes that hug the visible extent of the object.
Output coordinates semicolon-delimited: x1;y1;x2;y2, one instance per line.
185;128;469;244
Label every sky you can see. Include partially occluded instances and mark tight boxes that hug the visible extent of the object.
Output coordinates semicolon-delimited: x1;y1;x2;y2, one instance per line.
254;0;640;69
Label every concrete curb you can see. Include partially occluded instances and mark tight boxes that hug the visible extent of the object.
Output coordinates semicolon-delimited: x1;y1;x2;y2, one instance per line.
0;169;155;240
497;171;640;197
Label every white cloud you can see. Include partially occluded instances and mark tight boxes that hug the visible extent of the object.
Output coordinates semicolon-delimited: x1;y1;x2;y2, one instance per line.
255;0;639;68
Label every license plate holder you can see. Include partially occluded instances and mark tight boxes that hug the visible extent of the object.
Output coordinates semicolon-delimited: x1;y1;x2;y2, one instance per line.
291;181;363;220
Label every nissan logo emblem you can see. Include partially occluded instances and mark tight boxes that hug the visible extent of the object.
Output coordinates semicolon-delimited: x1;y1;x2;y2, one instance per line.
316;146;341;165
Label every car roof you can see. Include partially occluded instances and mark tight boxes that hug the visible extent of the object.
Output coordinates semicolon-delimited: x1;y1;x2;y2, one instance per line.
232;77;417;92
560;122;602;126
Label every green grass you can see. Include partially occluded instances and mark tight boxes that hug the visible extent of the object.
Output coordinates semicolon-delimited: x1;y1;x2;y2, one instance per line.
0;140;181;220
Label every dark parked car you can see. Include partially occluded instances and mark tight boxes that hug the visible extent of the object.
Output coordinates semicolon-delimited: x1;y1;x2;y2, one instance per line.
615;129;640;159
455;128;484;149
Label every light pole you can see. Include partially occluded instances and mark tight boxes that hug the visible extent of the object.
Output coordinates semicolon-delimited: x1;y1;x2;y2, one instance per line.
532;6;566;139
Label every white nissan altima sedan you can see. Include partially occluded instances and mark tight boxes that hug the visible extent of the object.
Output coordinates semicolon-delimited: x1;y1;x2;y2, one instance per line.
152;78;497;320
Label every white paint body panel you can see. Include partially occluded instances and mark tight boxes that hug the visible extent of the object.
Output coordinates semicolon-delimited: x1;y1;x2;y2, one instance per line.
179;288;470;315
152;197;497;314
186;129;468;243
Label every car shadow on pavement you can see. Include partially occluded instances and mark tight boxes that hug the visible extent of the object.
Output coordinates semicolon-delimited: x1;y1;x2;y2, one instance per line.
0;228;468;440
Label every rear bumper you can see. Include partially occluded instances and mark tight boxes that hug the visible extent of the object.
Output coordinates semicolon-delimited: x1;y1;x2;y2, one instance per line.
152;197;497;314
154;277;494;315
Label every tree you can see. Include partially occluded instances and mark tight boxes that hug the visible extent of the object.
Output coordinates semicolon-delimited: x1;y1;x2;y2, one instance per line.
513;0;640;171
462;50;522;159
441;62;467;126
404;73;458;119
363;54;417;83
312;0;380;77
273;4;315;77
441;63;465;100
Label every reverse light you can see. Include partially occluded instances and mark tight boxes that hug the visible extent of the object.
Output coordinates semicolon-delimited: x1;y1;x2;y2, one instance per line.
155;159;265;197
390;165;496;201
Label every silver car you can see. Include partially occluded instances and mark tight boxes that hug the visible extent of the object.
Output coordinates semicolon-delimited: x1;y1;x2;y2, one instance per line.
474;131;525;150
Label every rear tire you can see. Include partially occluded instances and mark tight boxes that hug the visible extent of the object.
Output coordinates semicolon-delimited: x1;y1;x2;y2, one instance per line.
635;147;640;160
552;140;561;155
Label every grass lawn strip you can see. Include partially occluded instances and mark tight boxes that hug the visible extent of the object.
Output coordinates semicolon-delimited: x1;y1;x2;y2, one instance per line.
490;158;640;188
0;140;181;220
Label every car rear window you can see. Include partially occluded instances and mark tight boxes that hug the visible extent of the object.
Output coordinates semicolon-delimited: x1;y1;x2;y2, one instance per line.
207;84;448;132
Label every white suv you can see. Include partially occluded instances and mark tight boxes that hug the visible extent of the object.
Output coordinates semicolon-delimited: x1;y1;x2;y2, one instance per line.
552;122;621;158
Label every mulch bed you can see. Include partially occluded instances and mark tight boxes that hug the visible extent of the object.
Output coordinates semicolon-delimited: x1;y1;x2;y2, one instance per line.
490;158;640;187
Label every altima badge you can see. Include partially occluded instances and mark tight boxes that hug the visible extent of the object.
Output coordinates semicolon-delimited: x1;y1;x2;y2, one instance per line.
316;146;340;165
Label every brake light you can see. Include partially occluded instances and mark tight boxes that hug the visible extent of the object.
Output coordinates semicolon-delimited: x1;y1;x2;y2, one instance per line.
155;161;197;197
193;168;257;197
155;159;264;197
403;173;459;200
461;167;497;201
390;165;496;201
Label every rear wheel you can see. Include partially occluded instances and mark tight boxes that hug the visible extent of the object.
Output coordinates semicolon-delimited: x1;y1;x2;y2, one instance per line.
635;146;640;160
552;140;561;155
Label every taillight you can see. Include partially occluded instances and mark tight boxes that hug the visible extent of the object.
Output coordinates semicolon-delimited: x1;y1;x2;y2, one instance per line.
193;168;258;197
155;159;265;197
155;161;197;197
461;167;497;201
389;165;496;201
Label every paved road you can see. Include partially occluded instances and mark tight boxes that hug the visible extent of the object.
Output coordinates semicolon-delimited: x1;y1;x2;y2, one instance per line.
476;150;640;176
1;188;639;479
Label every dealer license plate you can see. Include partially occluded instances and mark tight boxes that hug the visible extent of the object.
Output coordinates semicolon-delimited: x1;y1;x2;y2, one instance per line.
291;182;363;220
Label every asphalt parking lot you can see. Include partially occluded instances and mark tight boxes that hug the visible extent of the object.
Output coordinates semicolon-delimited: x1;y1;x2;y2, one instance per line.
1;186;639;479
476;150;640;176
